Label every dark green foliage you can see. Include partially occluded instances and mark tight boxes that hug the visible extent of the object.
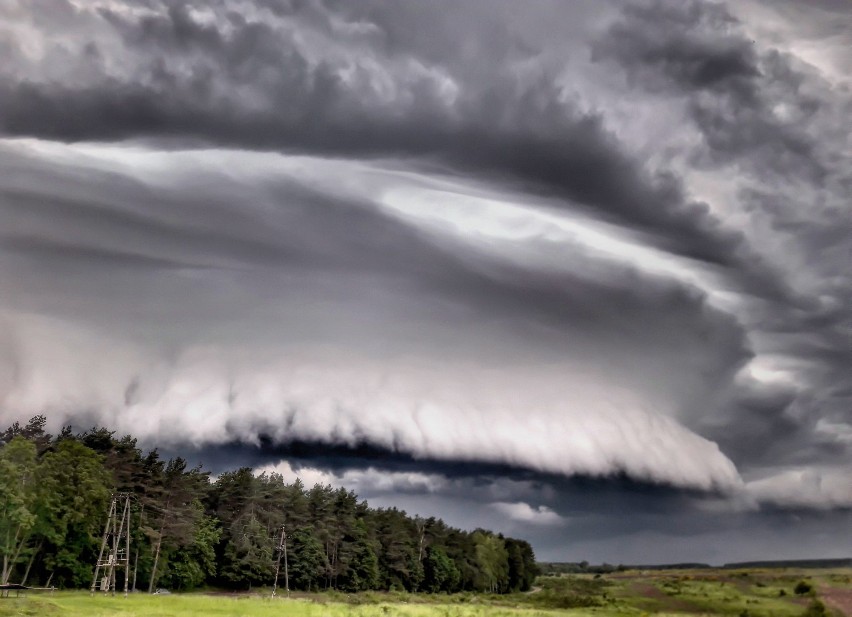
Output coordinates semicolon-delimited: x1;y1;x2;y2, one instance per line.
0;415;538;593
794;580;813;596
443;528;480;590
288;527;327;591
219;512;274;586
0;437;39;585
373;507;424;591
34;439;112;588
802;599;827;617
159;509;220;590
505;538;538;592
423;547;460;593
339;520;380;592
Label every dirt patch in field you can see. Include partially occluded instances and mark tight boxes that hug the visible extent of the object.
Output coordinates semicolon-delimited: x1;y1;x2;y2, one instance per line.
821;587;852;616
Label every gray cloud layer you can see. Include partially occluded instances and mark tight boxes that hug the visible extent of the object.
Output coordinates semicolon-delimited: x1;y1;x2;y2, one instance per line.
0;141;746;490
0;0;850;560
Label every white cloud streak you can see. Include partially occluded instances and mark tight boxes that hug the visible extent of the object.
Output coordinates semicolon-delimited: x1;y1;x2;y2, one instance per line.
490;502;565;526
255;460;449;495
744;467;852;510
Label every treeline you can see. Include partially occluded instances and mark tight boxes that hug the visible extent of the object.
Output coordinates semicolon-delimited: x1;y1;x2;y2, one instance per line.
0;416;537;593
722;559;852;570
539;561;631;575
541;560;852;575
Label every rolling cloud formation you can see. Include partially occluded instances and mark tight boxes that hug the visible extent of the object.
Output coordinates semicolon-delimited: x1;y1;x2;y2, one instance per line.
0;0;850;559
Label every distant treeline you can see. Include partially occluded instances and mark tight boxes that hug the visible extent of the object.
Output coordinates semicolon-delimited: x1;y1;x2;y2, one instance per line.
538;562;634;575
0;415;537;593
540;559;852;574
721;559;852;570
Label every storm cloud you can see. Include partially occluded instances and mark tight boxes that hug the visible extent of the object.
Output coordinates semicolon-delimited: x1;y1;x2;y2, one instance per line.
0;0;850;562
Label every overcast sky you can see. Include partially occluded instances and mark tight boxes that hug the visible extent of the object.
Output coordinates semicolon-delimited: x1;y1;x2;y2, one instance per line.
1;0;850;564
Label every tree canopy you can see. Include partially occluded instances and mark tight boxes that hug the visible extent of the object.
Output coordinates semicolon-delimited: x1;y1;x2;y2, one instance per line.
0;416;538;593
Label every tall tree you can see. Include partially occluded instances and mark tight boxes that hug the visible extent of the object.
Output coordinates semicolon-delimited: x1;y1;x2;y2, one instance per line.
146;458;209;592
423;546;460;593
287;527;326;591
159;505;221;590
473;531;509;593
35;439;111;588
338;519;380;592
505;538;538;592
0;437;38;584
373;508;423;591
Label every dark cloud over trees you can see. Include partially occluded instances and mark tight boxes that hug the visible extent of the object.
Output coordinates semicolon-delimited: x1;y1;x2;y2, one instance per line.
0;0;850;562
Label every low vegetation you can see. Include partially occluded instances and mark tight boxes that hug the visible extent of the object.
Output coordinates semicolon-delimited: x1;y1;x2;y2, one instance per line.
1;567;849;617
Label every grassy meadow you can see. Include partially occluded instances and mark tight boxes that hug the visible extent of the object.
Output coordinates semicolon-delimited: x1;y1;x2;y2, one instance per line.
1;568;849;617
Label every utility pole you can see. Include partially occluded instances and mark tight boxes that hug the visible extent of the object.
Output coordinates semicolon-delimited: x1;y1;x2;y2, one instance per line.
283;527;289;597
272;526;290;598
148;497;171;594
132;503;144;592
91;497;115;595
91;494;132;596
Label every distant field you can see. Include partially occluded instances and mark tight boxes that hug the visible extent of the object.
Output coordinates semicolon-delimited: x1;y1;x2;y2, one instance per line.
1;568;849;617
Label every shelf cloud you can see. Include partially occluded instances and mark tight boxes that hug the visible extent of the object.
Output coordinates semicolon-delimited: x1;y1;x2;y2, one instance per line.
1;0;850;562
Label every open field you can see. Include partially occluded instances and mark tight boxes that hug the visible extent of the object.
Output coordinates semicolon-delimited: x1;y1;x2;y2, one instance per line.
1;568;849;617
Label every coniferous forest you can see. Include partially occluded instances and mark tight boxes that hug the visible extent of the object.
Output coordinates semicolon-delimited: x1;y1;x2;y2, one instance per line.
0;416;538;594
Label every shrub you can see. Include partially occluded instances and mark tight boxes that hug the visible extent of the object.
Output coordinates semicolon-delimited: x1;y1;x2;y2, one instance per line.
802;599;827;617
794;581;813;596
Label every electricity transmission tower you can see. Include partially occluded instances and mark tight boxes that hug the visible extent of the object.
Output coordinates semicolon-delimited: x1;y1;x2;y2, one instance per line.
271;525;289;598
90;493;132;596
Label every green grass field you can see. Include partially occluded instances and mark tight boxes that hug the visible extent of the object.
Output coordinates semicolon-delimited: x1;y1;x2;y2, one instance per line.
0;593;573;617
1;568;849;617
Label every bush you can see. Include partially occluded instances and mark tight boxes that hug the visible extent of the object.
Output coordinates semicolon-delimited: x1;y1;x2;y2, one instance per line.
794;581;813;596
802;599;827;617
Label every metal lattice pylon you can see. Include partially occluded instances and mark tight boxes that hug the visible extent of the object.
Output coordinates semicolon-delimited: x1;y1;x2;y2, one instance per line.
90;493;132;596
271;525;290;598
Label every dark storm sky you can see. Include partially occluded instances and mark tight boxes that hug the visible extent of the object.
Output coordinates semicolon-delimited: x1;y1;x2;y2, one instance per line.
0;0;850;563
